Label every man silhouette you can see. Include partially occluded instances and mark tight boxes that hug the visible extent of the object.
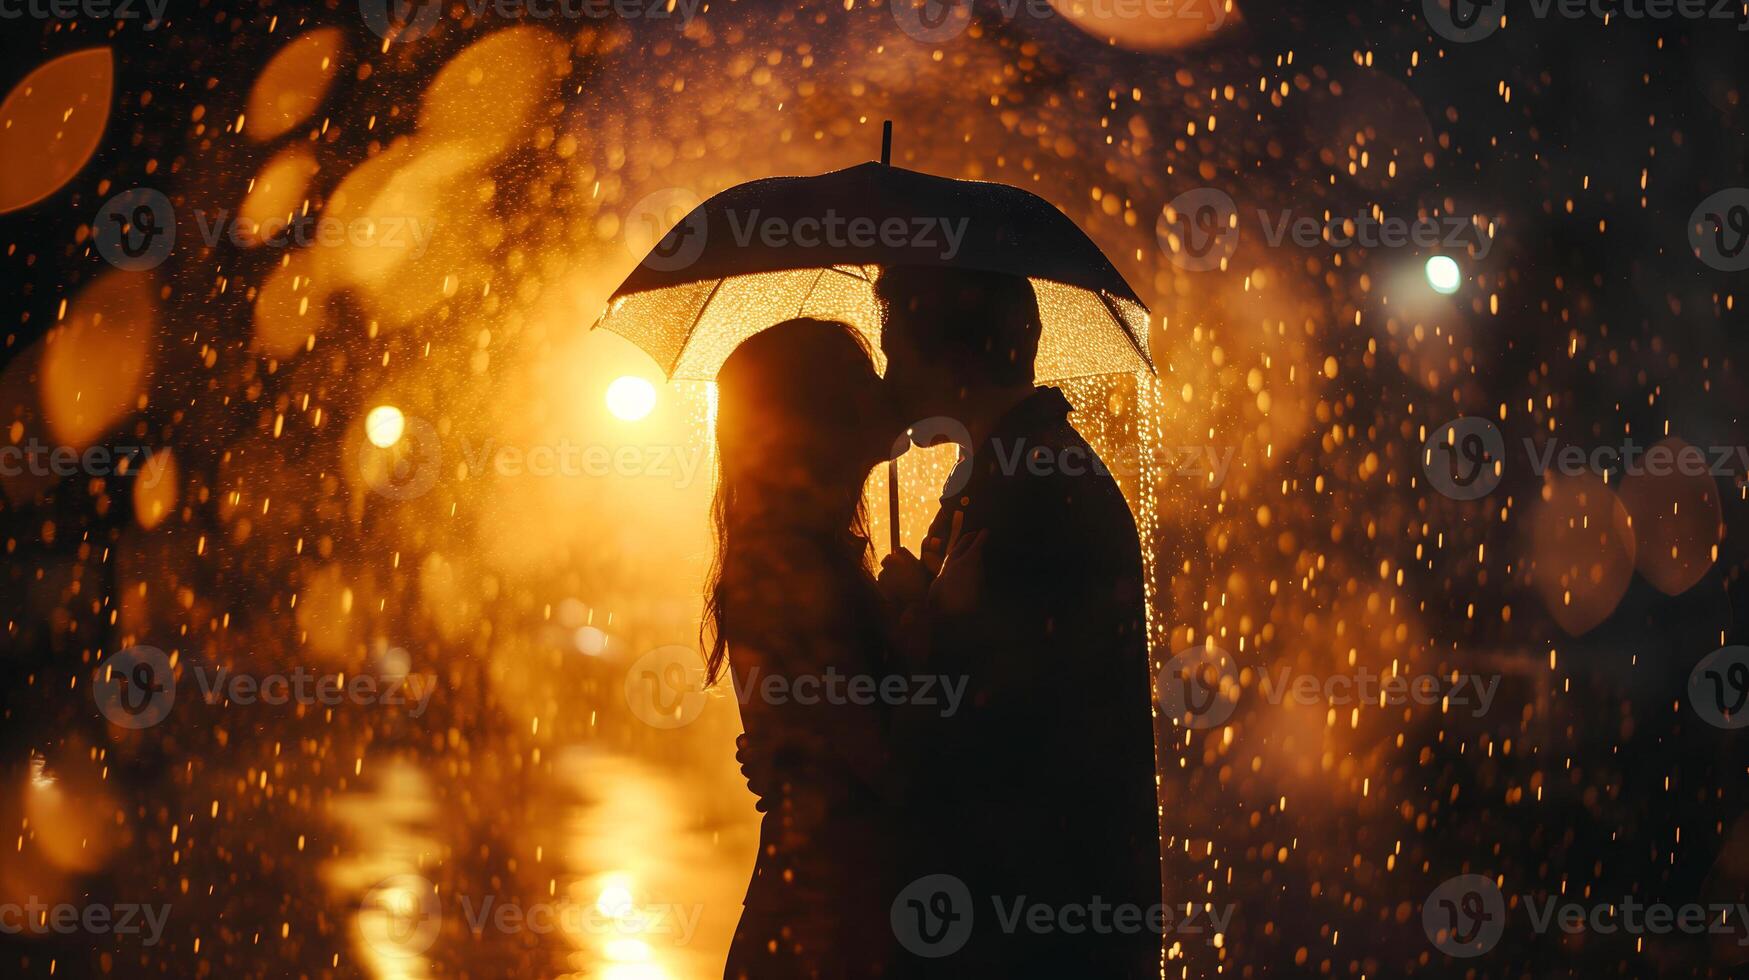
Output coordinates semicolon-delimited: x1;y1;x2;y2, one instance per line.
876;265;1163;978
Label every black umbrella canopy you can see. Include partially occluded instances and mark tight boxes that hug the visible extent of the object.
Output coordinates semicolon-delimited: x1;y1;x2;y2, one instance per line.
597;161;1155;382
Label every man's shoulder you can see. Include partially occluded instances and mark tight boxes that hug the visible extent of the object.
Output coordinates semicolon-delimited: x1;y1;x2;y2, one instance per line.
968;425;1138;562
983;418;1128;495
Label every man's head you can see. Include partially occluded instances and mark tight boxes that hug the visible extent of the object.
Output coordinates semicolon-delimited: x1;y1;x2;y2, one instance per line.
875;265;1042;423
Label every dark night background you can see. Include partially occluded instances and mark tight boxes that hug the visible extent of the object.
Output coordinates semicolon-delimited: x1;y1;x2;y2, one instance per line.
1;0;1747;976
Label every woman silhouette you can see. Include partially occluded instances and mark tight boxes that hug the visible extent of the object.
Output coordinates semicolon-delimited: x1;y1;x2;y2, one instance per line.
705;318;903;979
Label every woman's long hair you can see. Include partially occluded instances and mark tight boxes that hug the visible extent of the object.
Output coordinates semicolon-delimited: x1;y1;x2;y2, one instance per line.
700;318;883;685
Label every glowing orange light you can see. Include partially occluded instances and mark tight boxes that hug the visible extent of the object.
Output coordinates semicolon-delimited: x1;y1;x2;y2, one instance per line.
606;376;657;422
365;405;406;448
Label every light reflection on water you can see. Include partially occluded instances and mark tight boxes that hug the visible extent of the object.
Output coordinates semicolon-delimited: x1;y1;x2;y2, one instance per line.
323;748;749;979
324;762;442;980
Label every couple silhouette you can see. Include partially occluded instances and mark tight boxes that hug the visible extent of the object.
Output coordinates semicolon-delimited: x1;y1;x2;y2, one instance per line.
704;265;1163;979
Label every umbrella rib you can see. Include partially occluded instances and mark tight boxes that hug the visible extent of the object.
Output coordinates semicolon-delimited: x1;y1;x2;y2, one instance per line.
673;276;729;374
796;267;828;316
1092;288;1157;374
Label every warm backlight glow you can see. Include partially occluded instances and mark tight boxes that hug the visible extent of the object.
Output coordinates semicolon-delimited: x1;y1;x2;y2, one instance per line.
606;376;657;422
365;405;406;447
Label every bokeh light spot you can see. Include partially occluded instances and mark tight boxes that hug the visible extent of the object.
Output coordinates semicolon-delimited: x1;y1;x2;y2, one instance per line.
246;28;344;143
606;376;657;422
1425;255;1462;294
0;48;113;213
365;405;406;448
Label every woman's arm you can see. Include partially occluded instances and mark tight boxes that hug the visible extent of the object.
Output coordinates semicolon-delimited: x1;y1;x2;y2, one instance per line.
727;538;899;807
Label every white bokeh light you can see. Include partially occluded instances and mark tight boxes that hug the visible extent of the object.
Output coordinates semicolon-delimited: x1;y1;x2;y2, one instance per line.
605;376;657;421
1425;255;1462;295
364;404;406;448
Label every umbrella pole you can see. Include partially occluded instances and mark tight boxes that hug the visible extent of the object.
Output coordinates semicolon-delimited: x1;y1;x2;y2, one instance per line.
882;119;899;555
888;456;901;555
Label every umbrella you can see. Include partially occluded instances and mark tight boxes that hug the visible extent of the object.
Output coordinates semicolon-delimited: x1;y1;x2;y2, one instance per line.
594;123;1156;551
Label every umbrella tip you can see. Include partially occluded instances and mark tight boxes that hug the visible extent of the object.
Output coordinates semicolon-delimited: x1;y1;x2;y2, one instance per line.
881;120;892;165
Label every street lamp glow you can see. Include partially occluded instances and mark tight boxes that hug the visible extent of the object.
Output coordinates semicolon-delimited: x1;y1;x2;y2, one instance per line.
606;376;657;421
364;404;406;448
1425;255;1462;295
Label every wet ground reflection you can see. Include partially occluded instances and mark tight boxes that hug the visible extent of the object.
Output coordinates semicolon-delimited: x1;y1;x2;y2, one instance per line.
323;748;752;979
